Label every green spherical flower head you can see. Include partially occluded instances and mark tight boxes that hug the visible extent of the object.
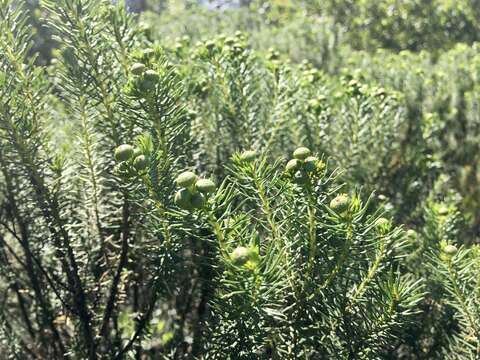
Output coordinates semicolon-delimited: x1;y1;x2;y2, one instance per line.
144;69;159;82
239;150;256;162
115;144;134;162
293;147;311;160
205;40;215;50
196;179;216;194
133;155;148;171
442;244;458;256
174;189;192;210
406;229;417;239
375;217;391;233
375;217;390;227
230;246;250;266
133;147;142;157
304;156;319;172
437;205;449;216
130;63;145;75
225;37;235;46
286;159;301;173
176;171;197;188
191;192;206;209
143;48;155;58
330;194;350;214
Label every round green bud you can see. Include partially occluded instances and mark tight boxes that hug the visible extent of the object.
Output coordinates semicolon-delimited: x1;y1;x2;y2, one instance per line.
133;148;142;157
286;159;301;173
239;150;256;162
437;205;449;216
375;217;391;233
293;147;311;160
143;48;155;58
195;179;216;194
233;43;244;50
375;217;390;227
330;194;350;214
191;192;206;209
176;171;197;188
115;144;134;162
442;244;458;256
174;189;192;210
304;156;319;172
144;69;159;82
230;246;250;266
205;41;215;50
225;37;235;46
130;63;145;75
406;229;417;239
133;155;148;171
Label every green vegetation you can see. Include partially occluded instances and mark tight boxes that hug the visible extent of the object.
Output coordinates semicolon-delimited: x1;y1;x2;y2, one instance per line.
1;0;480;358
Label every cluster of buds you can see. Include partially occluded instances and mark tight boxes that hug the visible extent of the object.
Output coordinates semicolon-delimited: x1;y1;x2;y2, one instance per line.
307;95;328;115
124;49;160;97
174;171;216;211
229;245;260;270
285;147;324;184
267;47;280;62
114;144;148;177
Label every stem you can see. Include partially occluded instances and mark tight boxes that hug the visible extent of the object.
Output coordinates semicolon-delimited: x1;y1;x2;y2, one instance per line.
305;186;317;280
320;222;353;290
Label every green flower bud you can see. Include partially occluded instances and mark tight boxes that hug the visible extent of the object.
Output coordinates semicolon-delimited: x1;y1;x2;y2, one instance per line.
230;246;260;267
176;171;197;188
115;144;134;162
174;189;192;210
442;244;458;256
133;155;148;171
437;205;449;216
133;148;142;158
143;48;155;58
375;217;391;233
196;179;216;194
191;192;206;209
293;147;311;160
286;159;301;173
406;229;417;239
330;194;350;214
230;246;249;266
231;246;258;266
130;63;145;75
304;156;319;172
239;150;256;162
225;37;235;46
205;40;215;50
144;69;159;82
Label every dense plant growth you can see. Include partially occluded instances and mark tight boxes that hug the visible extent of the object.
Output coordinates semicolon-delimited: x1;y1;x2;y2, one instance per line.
1;0;480;359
